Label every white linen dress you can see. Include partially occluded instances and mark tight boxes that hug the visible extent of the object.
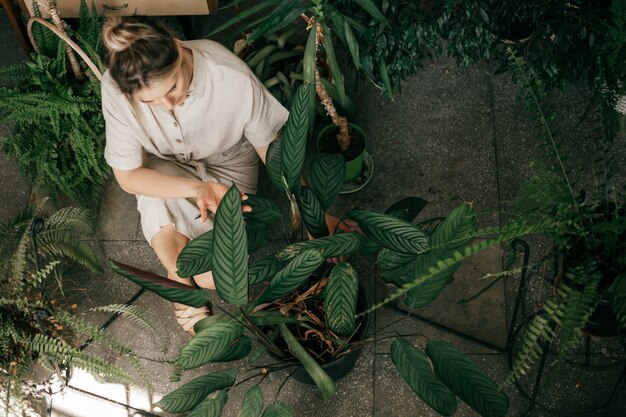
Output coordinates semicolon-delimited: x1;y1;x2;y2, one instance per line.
102;39;289;244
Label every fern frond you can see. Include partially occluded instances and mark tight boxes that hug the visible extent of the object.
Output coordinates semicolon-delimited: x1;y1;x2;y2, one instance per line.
607;273;626;327
0;64;29;86
556;262;601;359
505;261;601;387
35;230;102;273
30;260;61;288
45;206;96;232
90;304;170;353
29;333;133;384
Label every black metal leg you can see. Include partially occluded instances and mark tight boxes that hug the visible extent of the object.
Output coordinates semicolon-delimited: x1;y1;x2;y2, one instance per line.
507;239;531;350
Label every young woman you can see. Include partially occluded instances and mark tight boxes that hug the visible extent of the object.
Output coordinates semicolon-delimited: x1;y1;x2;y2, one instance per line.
101;17;289;334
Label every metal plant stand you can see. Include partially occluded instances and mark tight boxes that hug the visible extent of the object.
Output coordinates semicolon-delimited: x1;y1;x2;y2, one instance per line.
506;239;626;417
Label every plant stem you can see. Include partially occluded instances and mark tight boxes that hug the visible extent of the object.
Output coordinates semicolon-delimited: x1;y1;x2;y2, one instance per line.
46;1;82;80
313;22;350;152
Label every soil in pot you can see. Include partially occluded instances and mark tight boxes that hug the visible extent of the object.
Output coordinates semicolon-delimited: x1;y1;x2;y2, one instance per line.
263;274;371;383
317;125;365;163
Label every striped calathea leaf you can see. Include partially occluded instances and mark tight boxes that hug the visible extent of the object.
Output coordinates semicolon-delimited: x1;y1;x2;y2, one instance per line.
212;183;249;307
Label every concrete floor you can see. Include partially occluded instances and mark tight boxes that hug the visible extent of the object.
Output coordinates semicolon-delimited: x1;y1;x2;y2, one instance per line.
1;10;625;417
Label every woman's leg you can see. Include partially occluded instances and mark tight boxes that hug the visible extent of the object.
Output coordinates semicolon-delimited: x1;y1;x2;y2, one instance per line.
151;224;214;334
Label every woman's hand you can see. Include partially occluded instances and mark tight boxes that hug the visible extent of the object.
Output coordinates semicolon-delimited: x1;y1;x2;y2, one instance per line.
195;181;250;223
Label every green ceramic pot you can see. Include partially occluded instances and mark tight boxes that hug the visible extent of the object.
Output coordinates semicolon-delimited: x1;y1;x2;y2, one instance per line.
316;123;366;183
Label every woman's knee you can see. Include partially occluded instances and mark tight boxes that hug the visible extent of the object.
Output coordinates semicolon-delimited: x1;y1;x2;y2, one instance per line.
151;224;188;272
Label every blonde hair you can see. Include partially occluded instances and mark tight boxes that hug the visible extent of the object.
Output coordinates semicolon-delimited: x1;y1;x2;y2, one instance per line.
102;17;182;96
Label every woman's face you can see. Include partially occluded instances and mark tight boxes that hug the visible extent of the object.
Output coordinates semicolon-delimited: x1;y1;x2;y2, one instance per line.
135;46;192;110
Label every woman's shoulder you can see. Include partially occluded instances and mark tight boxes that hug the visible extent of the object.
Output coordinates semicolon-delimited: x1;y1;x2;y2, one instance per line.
184;39;252;77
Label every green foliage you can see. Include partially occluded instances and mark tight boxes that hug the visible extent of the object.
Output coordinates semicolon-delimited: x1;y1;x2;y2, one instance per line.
0;0;108;208
390;338;457;416
212;184;249;307
155;369;236;413
501;51;626;386
178;321;244;369
257;248;324;303
276;232;362;261
187;390;228;417
177;230;214;278
281;84;310;192
0;204;153;409
309;153;346;210
278;323;336;401
346;210;429;254
426;341;510;417
262;401;293;417
297;187;329;238
324;262;358;337
238;385;264;417
110;260;211;308
406;203;476;308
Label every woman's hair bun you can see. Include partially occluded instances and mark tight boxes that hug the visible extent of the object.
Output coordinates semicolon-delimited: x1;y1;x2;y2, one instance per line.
102;17;143;52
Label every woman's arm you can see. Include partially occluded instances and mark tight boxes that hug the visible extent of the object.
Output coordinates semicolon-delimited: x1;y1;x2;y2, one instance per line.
113;167;234;223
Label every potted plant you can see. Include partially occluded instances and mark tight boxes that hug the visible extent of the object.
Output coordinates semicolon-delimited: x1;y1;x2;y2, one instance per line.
110;83;511;417
0;202;155;415
211;0;390;188
497;50;626;387
0;0;109;208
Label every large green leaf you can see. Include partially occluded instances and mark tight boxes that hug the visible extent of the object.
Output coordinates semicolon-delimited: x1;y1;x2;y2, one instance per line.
214;336;253;362
385;197;428;223
343;19;360;71
207;0;278;36
261;401;293;417
309;154;345;210
377;248;416;287
247;0;308;43
238;385;264;417
266;140;286;192
303;21;317;136
212;184;249;307
324;262;358;337
188;390;228;417
321;22;346;104
355;0;389;26
281;84;310;192
426;341;510;417
346;210;428;254
249;254;282;285
298;187;329;238
381;260;416;287
406;203;475;308
110;260;210;308
390;339;457;416
193;313;232;334
246;221;268;253
279;324;336;401
377;247;416;271
155;369;236;413
276;232;362;261
258;249;324;303
244;194;281;224
176;229;213;278
179;321;244;369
